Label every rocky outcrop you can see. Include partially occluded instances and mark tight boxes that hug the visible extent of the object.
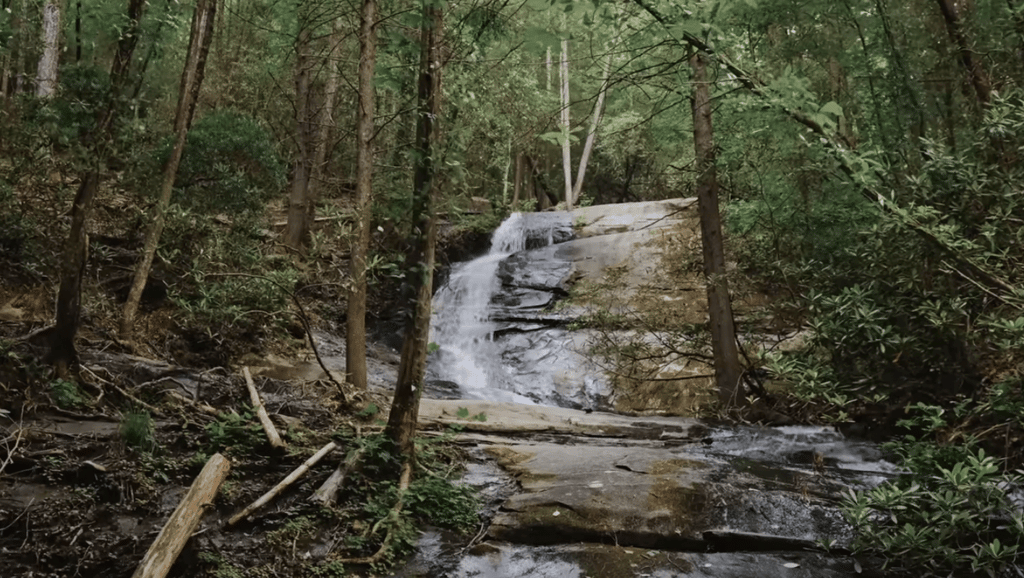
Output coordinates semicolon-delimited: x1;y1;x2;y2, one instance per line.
406;401;892;578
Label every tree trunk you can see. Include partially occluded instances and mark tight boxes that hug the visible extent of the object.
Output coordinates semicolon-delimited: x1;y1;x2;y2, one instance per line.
690;52;742;408
75;1;81;63
311;17;345;208
559;39;573;210
120;0;216;341
571;45;613;205
49;0;146;375
284;3;316;252
346;0;377;391
385;1;442;460
34;0;60;98
512;152;523;205
935;0;992;107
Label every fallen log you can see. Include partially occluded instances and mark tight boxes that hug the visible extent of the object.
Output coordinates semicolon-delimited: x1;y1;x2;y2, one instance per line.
242;367;286;450
226;441;336;527
131;453;231;578
310;446;365;506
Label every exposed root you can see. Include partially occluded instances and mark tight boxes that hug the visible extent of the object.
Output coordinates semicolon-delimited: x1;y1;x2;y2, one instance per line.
334;459;413;566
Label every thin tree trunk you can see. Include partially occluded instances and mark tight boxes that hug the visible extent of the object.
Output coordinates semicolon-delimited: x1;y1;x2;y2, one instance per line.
571;45;613;205
935;0;992;107
35;0;60;98
75;1;81;62
545;46;551;92
385;1;442;460
346;0;377;391
512;152;523;206
284;3;316;252
120;0;216;341
0;0;11;97
559;39;572;210
312;16;346;201
50;0;145;375
690;52;742;408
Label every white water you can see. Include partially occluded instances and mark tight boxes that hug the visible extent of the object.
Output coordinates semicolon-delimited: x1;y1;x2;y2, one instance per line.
428;213;541;402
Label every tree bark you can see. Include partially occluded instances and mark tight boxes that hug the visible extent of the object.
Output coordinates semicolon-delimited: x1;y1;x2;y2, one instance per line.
559;39;573;210
571;45;614;205
307;16;345;237
512;152;523;205
346;0;377;391
49;0;145;376
385;2;442;460
120;0;216;340
34;0;60;98
690;52;742;408
935;0;992;107
284;2;316;252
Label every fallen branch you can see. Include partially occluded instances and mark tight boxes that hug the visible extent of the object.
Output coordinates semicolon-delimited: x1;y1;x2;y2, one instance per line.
242;367;286;450
131;453;231;578
226;441;337;527
164;390;219;416
310;446;366;506
335;460;412;566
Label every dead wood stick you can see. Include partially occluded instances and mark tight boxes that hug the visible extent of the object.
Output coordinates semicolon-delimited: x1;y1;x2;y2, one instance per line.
242;367;286;450
164;390;219;416
335;460;412;566
226;441;337;527
131;453;230;578
311;446;366;506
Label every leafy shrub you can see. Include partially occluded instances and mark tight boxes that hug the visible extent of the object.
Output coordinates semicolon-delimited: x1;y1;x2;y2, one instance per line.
49;379;87;408
843;405;1024;577
153;109;285;214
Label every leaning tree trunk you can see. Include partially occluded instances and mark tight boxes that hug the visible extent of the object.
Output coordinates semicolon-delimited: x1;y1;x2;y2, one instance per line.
385;0;442;460
559;39;573;210
34;0;60;98
571;44;614;206
346;0;377;391
690;52;742;408
50;0;146;376
120;0;216;341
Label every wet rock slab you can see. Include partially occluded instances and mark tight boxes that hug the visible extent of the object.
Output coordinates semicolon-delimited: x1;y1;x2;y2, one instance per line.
395;541;878;578
417;401;895;577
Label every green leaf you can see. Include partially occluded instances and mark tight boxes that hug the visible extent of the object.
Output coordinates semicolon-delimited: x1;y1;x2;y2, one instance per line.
456;407;470;419
819;101;844;117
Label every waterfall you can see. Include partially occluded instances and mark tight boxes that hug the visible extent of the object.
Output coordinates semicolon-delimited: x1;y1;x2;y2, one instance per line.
427;213;542;402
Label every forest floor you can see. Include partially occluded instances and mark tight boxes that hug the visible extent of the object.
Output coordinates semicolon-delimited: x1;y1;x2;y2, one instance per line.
0;188;494;577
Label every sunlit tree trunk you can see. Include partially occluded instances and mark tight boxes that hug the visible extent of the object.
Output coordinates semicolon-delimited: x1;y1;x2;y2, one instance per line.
50;0;145;376
346;0;377;391
690;52;742;408
559;39;572;209
571;45;613;205
120;0;216;341
34;0;60;98
385;0;442;459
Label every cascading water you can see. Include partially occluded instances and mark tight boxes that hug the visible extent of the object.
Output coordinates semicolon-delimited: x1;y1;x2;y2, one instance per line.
427;212;573;403
428;214;531;402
